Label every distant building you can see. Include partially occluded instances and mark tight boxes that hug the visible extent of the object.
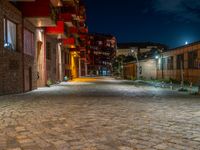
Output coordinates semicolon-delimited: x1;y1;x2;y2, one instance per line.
87;33;117;76
157;41;200;84
123;41;200;84
117;42;167;58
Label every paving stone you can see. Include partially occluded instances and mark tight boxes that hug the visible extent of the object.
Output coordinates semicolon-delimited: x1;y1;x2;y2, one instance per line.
0;78;200;149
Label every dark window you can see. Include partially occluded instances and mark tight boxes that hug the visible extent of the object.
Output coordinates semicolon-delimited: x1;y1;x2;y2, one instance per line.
188;51;198;69
177;54;184;69
167;56;174;70
162;57;167;70
46;42;51;60
4;18;17;51
24;29;34;56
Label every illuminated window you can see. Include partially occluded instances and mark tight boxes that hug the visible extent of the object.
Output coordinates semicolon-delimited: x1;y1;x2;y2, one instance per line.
24;29;34;56
4;18;17;51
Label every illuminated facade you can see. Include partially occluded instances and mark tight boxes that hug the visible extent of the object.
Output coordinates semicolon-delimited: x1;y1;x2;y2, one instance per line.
0;0;89;95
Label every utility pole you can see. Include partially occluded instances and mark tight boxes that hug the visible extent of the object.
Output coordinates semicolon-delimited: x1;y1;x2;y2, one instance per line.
180;59;184;88
131;48;140;80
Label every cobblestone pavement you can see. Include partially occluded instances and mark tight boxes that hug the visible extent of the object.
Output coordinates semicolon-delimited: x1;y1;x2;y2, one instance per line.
0;77;200;150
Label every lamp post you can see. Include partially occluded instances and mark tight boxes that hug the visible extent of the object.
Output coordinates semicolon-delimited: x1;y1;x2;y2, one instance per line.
131;48;140;80
155;48;164;80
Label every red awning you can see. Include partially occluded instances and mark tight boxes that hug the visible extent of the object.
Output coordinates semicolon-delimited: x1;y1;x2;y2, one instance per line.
79;34;87;40
63;38;75;46
46;21;65;34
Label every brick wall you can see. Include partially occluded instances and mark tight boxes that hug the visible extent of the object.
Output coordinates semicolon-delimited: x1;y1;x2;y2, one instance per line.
0;0;23;95
157;43;200;84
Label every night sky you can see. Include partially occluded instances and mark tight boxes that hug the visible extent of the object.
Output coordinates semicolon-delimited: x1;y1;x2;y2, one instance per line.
84;0;200;48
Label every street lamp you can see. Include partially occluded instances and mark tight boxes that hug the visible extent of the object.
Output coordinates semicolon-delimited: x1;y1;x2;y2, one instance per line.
155;55;159;59
130;48;140;80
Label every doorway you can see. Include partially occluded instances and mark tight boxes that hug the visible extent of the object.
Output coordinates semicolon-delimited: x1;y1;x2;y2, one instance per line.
29;67;32;91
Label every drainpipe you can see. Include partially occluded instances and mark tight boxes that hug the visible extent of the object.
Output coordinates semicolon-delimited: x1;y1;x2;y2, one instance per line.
22;17;25;92
161;54;164;79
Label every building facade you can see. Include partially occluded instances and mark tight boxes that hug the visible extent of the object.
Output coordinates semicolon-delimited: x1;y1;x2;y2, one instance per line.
0;0;89;95
123;41;200;85
157;41;200;84
117;42;167;57
88;33;117;76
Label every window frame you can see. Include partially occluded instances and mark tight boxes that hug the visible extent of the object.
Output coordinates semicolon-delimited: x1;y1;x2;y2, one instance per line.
176;54;184;70
24;28;35;56
188;50;198;69
4;18;17;51
167;56;174;70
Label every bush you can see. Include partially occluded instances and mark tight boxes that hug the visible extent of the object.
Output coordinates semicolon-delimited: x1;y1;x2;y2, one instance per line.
169;78;180;84
47;79;52;87
131;76;137;80
178;87;188;92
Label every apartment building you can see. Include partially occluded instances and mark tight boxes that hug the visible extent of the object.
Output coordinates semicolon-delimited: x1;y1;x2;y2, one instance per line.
87;33;117;76
0;0;89;95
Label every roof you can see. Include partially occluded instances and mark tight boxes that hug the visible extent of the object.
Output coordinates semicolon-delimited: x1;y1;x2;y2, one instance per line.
171;40;200;51
117;42;168;49
88;33;116;39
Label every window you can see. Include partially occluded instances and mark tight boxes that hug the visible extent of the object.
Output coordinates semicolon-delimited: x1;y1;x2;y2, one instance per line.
46;42;51;60
4;18;17;51
24;29;34;56
188;51;198;69
162;57;167;70
177;54;184;69
167;56;174;70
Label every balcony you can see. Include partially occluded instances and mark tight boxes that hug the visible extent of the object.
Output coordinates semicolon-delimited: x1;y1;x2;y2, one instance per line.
63;37;76;49
79;27;88;34
62;0;79;7
18;0;62;27
46;21;68;39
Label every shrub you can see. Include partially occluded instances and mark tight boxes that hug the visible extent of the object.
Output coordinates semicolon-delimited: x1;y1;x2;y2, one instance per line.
47;79;52;87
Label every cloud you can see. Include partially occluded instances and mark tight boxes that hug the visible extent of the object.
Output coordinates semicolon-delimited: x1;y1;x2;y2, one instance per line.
151;0;200;22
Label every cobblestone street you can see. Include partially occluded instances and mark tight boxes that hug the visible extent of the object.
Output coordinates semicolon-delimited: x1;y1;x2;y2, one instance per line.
0;77;200;150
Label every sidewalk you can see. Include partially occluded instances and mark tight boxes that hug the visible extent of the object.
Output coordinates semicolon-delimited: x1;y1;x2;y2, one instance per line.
120;80;198;93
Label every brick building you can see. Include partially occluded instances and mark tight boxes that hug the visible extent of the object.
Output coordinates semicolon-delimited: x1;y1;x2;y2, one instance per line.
157;41;200;84
123;41;200;85
0;0;89;95
0;0;24;95
117;42;167;57
88;33;117;76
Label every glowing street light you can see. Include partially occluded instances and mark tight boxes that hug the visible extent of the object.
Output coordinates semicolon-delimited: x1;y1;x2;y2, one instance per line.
155;55;159;59
185;41;188;45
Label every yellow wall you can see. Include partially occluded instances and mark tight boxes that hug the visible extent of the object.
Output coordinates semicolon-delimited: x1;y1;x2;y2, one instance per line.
70;52;79;79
